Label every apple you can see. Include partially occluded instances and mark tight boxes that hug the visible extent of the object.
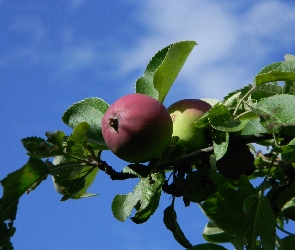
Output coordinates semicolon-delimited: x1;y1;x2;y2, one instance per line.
102;93;173;163
168;99;211;152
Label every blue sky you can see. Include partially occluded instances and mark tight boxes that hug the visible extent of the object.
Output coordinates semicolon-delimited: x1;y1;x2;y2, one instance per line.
1;0;295;249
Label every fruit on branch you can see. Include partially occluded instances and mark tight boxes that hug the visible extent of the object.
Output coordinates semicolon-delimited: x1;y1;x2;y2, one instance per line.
102;93;173;163
168;99;211;152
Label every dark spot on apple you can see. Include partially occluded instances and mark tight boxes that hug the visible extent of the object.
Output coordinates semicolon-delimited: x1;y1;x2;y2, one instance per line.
109;117;119;132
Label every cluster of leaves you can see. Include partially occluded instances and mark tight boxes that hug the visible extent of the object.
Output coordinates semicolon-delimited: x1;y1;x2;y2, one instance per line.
1;41;295;250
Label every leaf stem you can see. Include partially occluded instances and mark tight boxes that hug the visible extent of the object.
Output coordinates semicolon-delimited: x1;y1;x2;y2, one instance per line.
233;85;256;117
260;152;279;196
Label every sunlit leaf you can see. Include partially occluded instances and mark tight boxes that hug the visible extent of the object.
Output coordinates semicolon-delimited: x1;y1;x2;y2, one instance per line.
212;131;229;161
255;60;295;86
112;171;165;223
241;118;267;135
154;41;196;103
67;122;90;153
136;41;197;102
62;97;109;148
255;94;295;132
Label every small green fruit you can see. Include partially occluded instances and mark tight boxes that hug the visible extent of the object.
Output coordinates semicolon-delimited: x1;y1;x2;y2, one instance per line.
102;93;173;163
168;99;211;152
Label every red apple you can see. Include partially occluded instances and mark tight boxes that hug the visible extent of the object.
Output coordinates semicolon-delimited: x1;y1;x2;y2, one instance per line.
102;93;173;163
168;99;211;152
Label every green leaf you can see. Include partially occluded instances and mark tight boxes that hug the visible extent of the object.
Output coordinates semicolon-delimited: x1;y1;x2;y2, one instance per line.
243;194;276;250
212;131;229;161
164;204;193;248
187;243;227;250
223;83;283;110
209;104;248;132
241;118;267;135
136;45;170;99
111;193;138;222
67;122;90;153
62;98;109;148
0;158;49;221
112;171;165;223
136;41;197;102
45;130;66;148
123;164;151;178
255;94;295;133
284;54;295;61
200;175;256;237
283;81;295;95
51;155;99;200
255;60;295;86
21;136;63;158
282;197;295;221
202;222;232;244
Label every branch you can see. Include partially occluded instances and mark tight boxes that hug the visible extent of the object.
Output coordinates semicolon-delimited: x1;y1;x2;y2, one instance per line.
98;133;277;180
96;160;138;180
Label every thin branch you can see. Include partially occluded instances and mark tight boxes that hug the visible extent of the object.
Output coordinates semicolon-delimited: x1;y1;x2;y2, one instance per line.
276;225;295;237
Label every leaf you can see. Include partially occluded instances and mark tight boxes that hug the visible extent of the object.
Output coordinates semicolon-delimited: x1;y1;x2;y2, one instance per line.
241;118;267;136
21;136;63;158
282;197;295;221
200;175;256;237
136;41;197;102
51;155;99;200
209;104;248;132
243;194;276;250
255;94;295;132
0;158;49;221
284;54;295;61
164;205;192;248
283;81;295;95
202;222;232;244
223;83;283;108
45;130;66;148
62;98;109;148
212;131;229;161
136;45;170;99
187;243;227;250
0;221;15;250
111;193;138;222
66;122;90;153
112;171;165;223
255;60;295;86
123;164;151;178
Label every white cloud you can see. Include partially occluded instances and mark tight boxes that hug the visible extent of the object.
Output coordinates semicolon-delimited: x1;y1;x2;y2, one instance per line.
119;0;295;100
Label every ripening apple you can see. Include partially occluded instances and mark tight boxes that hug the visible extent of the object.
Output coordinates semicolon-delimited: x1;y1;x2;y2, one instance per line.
102;93;173;163
168;99;212;152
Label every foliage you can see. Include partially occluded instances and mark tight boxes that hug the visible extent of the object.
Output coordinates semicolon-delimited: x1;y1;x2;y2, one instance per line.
1;41;295;249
